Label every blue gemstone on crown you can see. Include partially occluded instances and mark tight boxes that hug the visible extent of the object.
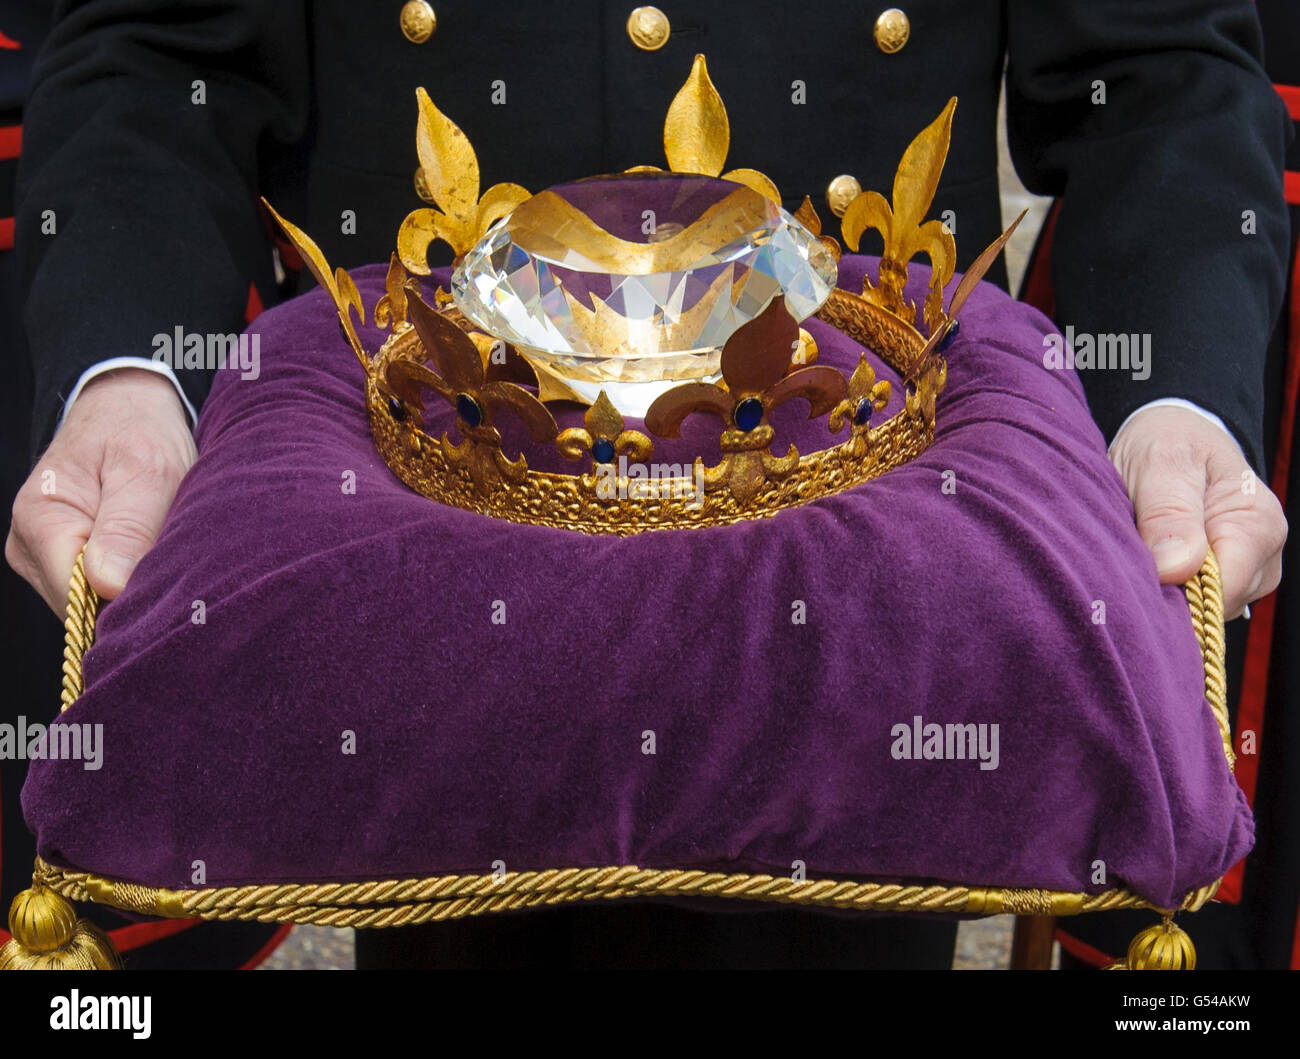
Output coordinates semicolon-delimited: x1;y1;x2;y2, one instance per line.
853;397;873;427
734;397;764;432
939;318;960;351
591;438;617;464
456;393;484;428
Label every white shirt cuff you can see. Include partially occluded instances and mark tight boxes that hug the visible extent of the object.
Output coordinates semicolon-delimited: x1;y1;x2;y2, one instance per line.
1113;398;1235;446
58;358;198;430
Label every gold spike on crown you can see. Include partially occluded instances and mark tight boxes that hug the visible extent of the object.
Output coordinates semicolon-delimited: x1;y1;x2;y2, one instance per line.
265;55;1022;535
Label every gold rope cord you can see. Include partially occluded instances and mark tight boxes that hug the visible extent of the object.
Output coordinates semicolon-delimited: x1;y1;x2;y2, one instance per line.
1184;550;1233;769
30;857;1219;928
60;553;99;713
35;551;1231;926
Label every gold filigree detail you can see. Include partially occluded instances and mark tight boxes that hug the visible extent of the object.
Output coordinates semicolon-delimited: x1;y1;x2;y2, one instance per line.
998;888;1056;917
372;363;929;533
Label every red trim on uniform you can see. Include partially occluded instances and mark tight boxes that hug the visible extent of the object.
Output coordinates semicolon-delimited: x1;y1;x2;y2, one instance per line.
1292;897;1300;969
0;916;286;964
0;917;284;960
0;919;200;951
256;197;305;273
1054;927;1114;968
1283;232;1300;661
1019;201;1060;316
1278;83;1300;121
0;31;20;50
1224;223;1300;904
109;918;201;953
273;234;304;273
1286;171;1300;207
0;217;13;252
0;124;20;161
244;282;264;325
239;923;292;969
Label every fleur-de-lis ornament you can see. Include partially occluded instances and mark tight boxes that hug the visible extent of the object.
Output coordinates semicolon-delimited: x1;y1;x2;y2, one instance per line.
900;204;1028;385
556;391;654;485
373;254;410;331
645;298;846;504
397;88;531;271
384;282;557;494
840;99;958;335
829;356;893;458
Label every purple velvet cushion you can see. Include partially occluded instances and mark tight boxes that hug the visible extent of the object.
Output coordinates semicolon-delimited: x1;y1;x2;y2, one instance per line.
23;258;1250;909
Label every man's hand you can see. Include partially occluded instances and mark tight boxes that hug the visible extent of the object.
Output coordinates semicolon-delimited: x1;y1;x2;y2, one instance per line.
6;369;196;614
1109;405;1286;619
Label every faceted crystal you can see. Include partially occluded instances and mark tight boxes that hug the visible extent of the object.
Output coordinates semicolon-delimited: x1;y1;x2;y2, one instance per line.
452;173;838;416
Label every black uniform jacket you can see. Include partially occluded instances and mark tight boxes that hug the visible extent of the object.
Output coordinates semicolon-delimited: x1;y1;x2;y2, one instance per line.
14;0;1294;467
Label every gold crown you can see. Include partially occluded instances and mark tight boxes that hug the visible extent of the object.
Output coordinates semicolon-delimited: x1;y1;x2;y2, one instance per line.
265;55;1021;535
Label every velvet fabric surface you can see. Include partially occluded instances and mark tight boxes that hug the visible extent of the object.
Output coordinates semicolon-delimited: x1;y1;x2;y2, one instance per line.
22;257;1251;909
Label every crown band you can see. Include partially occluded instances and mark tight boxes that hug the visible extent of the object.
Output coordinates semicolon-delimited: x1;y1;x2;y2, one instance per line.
367;287;943;534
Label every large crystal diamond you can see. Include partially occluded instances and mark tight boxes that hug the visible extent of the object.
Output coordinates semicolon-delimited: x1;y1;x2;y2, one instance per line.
451;172;838;416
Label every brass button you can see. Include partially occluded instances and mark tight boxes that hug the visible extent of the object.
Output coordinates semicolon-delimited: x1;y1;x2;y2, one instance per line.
414;166;436;204
826;174;862;218
873;8;910;54
627;6;671;51
400;1;437;44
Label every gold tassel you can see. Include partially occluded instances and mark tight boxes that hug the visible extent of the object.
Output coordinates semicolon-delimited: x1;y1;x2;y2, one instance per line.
1125;914;1196;970
0;887;120;970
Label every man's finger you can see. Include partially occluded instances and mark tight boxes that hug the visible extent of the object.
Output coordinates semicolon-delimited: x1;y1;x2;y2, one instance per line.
1213;534;1264;618
30;529;88;614
1212;528;1285;618
7;469;96;614
1129;461;1210;584
6;524;82;615
83;457;181;599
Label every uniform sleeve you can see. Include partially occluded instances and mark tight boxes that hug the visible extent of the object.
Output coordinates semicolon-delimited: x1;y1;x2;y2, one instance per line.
15;0;310;453
1005;0;1292;471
